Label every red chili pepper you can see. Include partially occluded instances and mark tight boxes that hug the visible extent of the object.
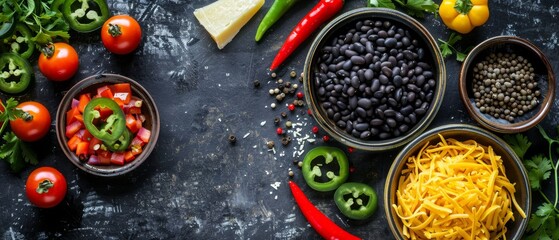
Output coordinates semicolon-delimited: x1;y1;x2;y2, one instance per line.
289;181;361;240
269;0;345;71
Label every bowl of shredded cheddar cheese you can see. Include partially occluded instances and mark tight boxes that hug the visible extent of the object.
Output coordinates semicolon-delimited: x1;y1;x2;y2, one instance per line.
385;124;530;240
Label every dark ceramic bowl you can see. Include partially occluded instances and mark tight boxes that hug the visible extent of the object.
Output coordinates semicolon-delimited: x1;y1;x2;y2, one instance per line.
55;74;160;177
303;8;446;151
459;36;555;133
385;124;530;240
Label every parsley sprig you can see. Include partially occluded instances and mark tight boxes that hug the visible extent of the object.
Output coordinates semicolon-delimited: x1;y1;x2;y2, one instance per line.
367;0;439;18
0;98;37;173
438;32;470;62
505;126;559;239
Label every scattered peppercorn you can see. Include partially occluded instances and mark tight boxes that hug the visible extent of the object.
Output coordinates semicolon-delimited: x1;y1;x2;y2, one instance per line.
274;117;280;125
271;72;277;78
296;92;304;99
285;121;293;128
268;89;275;95
288;104;295;111
290;70;297;78
276;127;284;135
322;135;330;142
228;134;237;144
312;126;319;134
278;79;284;84
266;140;275;149
281;137;290;146
271;103;277;109
280;112;287;118
348;147;354;153
297;161;303;168
307;109;312;115
285;81;292;88
292;83;298;89
253;80;260;88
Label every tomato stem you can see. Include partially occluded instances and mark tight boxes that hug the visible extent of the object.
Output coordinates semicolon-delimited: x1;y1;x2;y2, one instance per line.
108;23;122;37
40;43;55;59
36;179;53;194
20;110;33;122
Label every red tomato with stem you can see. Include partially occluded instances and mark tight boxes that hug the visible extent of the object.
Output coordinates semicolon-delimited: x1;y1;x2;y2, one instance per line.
101;15;142;54
26;167;67;208
10;101;51;142
38;42;79;81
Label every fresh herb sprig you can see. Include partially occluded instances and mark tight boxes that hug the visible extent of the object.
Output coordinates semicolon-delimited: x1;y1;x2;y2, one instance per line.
438;32;470;62
0;98;37;173
368;0;439;18
505;126;559;240
1;0;70;49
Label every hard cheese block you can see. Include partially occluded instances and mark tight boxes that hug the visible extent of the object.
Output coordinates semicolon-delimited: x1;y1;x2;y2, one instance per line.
194;0;264;49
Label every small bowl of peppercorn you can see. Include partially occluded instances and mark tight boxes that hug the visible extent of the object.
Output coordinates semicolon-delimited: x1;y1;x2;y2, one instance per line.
459;36;555;133
303;8;446;151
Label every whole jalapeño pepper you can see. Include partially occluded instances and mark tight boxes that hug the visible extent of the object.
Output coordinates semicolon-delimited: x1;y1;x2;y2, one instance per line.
83;97;126;142
269;0;344;71
302;146;349;192
254;0;300;42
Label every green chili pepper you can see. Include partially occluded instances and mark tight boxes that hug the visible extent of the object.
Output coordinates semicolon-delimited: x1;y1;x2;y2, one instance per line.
1;23;35;59
334;182;378;220
83;98;126;143
255;0;300;42
302;146;349;192
0;15;15;39
104;128;132;152
62;0;110;33
0;53;33;94
52;0;66;13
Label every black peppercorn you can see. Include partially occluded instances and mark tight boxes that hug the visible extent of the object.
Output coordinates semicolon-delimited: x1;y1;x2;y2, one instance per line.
227;134;236;144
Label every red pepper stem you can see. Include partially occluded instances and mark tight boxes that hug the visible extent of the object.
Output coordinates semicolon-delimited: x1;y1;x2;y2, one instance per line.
289;181;362;240
269;0;344;71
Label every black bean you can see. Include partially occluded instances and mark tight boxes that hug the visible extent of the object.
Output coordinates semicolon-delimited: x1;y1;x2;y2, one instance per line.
375;108;385;119
373;90;384;99
399;124;409;133
385;85;395;93
386;118;397;128
400;105;414;116
415;107;426;115
345;49;358;57
357;98;372;109
384;109;397;117
360;131;371;139
417;48;425;59
395;112;405;122
388;98;398;107
371;79;380;92
333;112;341;122
351;55;365;65
337;120;346;128
414;66;423;75
417;62;431;70
402;37;411;46
423;71;433;79
355;122;369;131
379;132;391;139
385;38;397;48
393;75;403;87
381;67;393;78
356;107;367;118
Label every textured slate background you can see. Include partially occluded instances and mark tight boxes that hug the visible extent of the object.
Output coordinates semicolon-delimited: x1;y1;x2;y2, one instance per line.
1;0;558;239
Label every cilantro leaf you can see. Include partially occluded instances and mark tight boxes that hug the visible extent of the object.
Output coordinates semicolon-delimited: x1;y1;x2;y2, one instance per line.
403;0;438;18
0;132;37;173
504;133;532;159
526;203;558;240
524;155;553;190
368;0;396;9
438;33;469;62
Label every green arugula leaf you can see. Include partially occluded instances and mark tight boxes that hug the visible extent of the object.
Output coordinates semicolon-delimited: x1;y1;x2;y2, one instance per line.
524;155;552;190
0;132;37;173
504;134;532;159
403;0;438;18
368;0;396;9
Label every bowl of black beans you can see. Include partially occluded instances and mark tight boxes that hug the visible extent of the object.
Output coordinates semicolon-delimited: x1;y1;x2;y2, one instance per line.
303;8;446;151
459;36;555;133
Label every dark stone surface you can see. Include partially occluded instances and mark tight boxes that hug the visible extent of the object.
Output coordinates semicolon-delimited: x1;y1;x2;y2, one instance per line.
1;0;558;239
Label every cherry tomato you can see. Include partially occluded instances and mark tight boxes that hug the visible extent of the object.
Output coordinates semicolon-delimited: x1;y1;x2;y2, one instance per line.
26;167;67;208
101;15;142;55
10;101;51;142
38;42;79;81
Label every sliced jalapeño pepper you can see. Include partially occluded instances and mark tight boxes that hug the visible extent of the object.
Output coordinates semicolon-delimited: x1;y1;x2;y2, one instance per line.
0;53;33;94
63;0;110;33
104;128;131;152
83;98;126;142
302;146;349;192
1;23;35;59
52;0;66;13
334;182;378;220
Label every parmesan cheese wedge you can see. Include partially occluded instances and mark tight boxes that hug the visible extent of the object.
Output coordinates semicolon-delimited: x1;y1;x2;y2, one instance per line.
193;0;264;49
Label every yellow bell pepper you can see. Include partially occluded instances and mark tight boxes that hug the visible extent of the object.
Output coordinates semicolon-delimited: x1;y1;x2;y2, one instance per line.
439;0;489;34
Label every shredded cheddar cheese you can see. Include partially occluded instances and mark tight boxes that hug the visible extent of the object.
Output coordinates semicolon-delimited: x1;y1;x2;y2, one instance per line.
392;135;526;240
